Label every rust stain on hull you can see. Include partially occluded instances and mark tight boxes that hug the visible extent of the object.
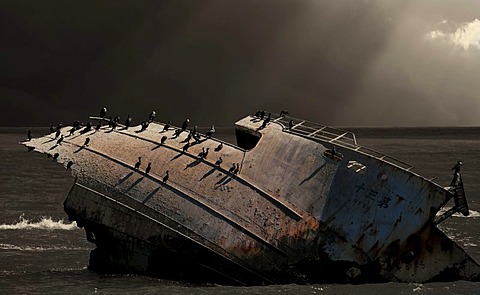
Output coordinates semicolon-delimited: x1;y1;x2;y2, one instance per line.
21;112;480;285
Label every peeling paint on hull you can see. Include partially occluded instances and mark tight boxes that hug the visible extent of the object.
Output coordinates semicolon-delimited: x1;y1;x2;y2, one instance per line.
22;113;480;285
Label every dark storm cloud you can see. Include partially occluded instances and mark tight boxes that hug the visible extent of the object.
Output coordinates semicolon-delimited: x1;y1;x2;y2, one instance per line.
1;0;479;127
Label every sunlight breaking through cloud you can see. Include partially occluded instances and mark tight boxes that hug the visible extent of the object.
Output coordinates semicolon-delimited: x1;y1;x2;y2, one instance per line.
428;19;480;49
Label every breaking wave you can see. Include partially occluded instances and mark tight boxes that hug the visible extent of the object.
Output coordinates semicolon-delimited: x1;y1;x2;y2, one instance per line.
0;214;78;230
0;243;89;251
437;207;480;218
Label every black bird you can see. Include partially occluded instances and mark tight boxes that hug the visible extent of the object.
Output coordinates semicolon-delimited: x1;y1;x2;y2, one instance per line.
73;120;81;129
57;135;64;145
149;111;156;122
69;127;75;136
83;137;90;146
202;147;210;159
279;110;289;117
173;128;182;138
233;163;240;174
182;142;190;153
27;130;32;141
66;161;74;170
260;113;271;129
205;125;215;138
215;157;223;166
96;122;102;130
100;107;107;118
163;121;171;131
56;122;63;130
452;161;463;174
145;162;152;174
49;124;55;133
181;118;190;131
260;110;265;119
140;121;149;131
163;170;169;183
228;163;236;174
134;157;142;169
199;147;209;159
214;142;223;152
182;133;192;143
53;153;59;161
289;120;294;130
85;122;92;132
55;129;61;138
125;115;132;129
160;135;167;145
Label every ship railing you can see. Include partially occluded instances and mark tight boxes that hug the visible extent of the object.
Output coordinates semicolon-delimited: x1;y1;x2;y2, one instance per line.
267;112;415;171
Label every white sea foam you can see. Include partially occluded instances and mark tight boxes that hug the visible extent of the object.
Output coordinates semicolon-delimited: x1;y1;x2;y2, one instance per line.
0;214;78;230
0;243;89;251
436;207;480;218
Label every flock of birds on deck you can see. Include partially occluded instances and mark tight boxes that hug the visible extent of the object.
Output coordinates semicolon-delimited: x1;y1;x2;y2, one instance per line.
24;107;282;183
25;107;465;180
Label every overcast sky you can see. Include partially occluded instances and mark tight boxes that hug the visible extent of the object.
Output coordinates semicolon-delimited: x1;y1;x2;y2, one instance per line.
1;0;480;127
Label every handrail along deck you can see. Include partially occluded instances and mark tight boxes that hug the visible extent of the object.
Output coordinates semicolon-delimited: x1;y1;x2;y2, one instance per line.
267;112;414;171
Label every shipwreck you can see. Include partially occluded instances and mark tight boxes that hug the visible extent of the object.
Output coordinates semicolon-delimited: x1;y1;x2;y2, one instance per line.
22;111;480;285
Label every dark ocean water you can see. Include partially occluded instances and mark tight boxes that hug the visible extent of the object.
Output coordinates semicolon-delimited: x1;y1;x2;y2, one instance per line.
1;127;479;294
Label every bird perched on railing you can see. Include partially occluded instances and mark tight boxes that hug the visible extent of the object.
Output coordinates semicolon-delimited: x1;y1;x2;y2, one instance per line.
452;161;462;174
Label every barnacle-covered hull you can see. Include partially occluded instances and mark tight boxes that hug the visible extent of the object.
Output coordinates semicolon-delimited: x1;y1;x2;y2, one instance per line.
23;113;480;285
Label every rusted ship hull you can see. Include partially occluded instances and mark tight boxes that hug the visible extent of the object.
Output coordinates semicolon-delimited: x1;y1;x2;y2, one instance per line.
23;113;480;285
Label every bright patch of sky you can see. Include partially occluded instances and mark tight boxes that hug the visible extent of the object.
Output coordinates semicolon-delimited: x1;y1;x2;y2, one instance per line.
428;19;480;50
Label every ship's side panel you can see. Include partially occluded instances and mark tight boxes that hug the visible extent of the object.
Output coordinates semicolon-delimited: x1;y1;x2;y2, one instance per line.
236;117;480;282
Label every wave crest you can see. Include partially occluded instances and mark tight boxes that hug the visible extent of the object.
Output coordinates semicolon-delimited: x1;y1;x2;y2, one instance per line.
436;207;480;218
0;214;78;230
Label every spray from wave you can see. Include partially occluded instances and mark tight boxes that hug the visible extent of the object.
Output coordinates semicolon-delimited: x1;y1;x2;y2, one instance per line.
0;214;78;230
0;243;90;251
436;207;480;218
